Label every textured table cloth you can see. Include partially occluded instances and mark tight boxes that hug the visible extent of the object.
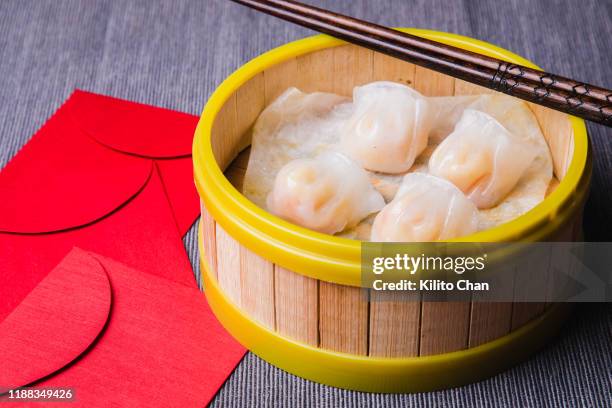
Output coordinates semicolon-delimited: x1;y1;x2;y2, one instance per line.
0;1;610;406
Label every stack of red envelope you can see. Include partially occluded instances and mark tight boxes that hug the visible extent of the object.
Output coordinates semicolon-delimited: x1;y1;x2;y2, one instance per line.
0;91;246;407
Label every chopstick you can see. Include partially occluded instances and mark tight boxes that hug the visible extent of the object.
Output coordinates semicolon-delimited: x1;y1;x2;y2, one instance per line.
230;0;612;127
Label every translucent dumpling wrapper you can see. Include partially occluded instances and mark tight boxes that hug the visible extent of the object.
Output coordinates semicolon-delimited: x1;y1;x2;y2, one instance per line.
371;173;479;242
429;108;537;209
243;85;553;239
267;152;385;234
340;81;433;174
243;87;351;208
254;87;349;136
429;94;553;229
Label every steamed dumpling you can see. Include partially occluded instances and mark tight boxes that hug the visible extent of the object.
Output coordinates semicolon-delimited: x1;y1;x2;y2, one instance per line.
371;173;478;242
267;152;385;235
340;81;433;174
243;87;350;208
429;109;537;209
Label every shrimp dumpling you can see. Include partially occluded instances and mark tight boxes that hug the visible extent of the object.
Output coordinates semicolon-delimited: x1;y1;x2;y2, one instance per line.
340;81;433;174
267;152;385;235
429;109;537;209
371;173;478;242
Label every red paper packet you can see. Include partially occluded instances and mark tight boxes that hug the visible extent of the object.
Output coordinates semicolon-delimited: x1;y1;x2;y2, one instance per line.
0;91;247;406
0;248;245;407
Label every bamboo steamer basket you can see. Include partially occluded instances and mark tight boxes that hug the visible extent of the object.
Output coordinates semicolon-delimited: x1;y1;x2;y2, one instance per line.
193;29;591;392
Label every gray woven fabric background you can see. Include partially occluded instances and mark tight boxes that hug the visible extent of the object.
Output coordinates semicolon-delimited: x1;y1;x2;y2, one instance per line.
0;0;610;406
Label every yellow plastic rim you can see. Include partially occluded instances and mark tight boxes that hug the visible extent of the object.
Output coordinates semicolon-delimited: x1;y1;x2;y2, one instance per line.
199;227;572;393
193;29;591;287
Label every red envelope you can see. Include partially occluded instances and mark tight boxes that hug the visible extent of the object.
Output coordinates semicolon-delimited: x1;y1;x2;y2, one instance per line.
0;91;247;405
67;90;200;236
0;248;245;407
0;90;201;323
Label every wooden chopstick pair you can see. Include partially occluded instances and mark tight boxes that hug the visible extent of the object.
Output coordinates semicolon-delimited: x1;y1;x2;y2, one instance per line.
230;0;611;127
